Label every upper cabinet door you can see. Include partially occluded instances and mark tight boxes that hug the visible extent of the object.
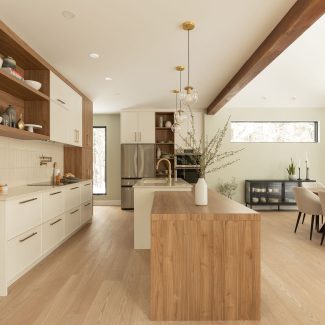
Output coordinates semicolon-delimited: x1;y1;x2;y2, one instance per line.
137;112;155;143
121;112;138;143
50;72;82;146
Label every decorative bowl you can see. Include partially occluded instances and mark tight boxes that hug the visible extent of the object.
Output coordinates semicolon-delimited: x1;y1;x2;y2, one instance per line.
25;80;42;91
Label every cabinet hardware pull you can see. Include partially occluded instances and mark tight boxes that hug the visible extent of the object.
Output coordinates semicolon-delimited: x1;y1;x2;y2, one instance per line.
70;187;79;190
50;218;62;226
57;98;66;105
19;198;37;204
50;191;62;196
84;203;91;207
19;232;37;242
84;183;91;186
70;209;79;215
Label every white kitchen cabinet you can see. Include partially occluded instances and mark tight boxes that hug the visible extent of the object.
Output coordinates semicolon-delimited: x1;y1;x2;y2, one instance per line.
81;201;92;224
65;184;81;211
42;214;65;254
175;112;203;150
66;207;81;235
7;225;42;283
81;181;93;203
121;111;155;143
50;72;82;147
0;180;92;296
6;194;42;240
42;189;65;223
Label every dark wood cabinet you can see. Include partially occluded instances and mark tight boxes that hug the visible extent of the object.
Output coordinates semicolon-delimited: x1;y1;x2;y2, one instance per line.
245;180;315;210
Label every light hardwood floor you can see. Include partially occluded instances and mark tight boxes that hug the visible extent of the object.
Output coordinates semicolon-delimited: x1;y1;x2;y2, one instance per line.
0;206;324;325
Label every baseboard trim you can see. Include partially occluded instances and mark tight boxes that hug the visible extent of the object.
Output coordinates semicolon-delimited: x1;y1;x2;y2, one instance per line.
93;200;121;206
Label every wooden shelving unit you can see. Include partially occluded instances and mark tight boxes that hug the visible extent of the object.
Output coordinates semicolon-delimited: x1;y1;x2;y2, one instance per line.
0;21;50;140
155;112;175;177
0;70;49;101
0;124;49;140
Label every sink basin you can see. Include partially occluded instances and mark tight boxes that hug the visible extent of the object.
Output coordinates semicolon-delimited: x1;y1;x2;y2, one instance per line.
143;179;167;184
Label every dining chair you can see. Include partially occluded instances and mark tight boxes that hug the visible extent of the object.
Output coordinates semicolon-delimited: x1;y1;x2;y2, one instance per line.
317;191;325;245
301;181;325;224
293;187;323;240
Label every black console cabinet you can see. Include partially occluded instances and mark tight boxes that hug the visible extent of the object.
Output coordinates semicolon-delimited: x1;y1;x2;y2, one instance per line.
245;180;315;210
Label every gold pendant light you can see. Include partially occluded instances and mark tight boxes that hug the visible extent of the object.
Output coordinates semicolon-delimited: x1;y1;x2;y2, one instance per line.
179;21;198;106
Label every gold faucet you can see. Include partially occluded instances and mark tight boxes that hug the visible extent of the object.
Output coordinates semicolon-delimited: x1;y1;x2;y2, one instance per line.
156;158;172;185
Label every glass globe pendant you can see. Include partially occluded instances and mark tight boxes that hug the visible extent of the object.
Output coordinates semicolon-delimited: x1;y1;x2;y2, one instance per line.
180;21;198;107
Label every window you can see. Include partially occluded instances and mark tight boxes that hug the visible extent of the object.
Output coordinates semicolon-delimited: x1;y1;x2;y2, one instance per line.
93;127;106;195
231;121;318;143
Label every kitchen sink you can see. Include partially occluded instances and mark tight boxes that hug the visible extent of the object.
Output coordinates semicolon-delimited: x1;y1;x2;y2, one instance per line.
143;179;167;184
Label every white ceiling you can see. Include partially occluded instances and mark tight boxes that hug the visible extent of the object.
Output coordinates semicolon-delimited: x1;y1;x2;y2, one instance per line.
226;14;325;109
0;0;296;113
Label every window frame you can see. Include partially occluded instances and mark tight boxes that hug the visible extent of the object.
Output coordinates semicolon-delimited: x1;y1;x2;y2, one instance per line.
230;121;319;143
93;126;107;195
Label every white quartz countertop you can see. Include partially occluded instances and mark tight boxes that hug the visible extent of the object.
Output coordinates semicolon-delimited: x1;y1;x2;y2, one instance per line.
134;178;192;188
0;179;92;201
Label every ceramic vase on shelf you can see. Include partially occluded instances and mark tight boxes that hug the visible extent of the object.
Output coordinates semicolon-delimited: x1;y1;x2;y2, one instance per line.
157;146;161;159
288;174;297;181
195;177;208;206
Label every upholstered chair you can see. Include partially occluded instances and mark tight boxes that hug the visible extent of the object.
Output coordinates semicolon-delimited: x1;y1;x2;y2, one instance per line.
293;187;323;240
317;191;325;245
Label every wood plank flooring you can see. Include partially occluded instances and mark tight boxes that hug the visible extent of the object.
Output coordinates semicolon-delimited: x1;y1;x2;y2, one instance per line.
0;206;324;325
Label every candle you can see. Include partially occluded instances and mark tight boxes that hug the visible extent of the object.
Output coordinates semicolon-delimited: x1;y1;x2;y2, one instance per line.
298;159;301;168
305;152;309;167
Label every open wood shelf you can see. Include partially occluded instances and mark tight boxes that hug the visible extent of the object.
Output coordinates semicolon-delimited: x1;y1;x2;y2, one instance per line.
0;124;49;140
0;70;49;101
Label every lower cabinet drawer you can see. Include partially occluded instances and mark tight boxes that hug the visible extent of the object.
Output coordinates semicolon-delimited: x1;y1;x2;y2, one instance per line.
81;200;92;224
42;189;65;223
81;182;92;203
66;207;81;236
6;194;42;240
7;225;42;282
42;214;65;254
65;185;81;211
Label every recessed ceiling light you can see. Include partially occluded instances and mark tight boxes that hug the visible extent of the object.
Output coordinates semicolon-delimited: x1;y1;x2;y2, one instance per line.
89;53;100;59
105;77;112;81
62;10;75;19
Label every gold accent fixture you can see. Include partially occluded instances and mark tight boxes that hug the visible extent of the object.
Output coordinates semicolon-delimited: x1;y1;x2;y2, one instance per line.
182;21;195;31
172;89;179;94
176;65;185;71
156;158;172;185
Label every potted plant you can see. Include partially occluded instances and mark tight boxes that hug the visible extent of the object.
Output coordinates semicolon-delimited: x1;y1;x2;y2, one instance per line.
178;114;242;205
287;158;297;180
217;178;238;199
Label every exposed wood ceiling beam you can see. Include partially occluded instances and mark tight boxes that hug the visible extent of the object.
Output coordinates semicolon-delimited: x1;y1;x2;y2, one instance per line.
207;0;325;115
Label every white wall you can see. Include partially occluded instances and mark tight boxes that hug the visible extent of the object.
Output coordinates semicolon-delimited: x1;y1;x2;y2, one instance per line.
205;107;325;203
0;137;63;187
93;114;121;202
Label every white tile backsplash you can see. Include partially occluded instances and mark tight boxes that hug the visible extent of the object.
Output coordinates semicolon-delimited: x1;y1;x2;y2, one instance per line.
0;136;64;187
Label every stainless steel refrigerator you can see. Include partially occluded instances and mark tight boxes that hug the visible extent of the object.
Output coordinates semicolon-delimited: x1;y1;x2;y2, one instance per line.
121;144;155;209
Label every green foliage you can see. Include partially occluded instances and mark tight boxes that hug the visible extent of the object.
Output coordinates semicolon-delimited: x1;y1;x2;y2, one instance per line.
286;158;296;175
217;178;238;199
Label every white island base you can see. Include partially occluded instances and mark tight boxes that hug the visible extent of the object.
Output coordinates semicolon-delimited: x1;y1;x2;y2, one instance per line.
133;178;192;249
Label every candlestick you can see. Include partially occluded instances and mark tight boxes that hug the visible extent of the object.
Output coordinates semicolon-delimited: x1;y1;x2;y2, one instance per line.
297;167;301;180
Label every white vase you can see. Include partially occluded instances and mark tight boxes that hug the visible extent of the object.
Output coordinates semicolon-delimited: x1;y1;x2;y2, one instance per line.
157;147;161;159
195;178;208;206
289;175;297;181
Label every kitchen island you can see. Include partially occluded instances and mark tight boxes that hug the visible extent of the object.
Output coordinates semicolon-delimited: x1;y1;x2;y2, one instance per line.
150;189;260;321
133;178;192;249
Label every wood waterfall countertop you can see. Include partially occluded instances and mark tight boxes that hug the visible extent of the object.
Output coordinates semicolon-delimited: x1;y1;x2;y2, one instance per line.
151;189;259;219
150;189;261;322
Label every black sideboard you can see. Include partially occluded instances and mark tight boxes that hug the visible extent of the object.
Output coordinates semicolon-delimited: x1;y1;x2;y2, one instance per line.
245;179;316;210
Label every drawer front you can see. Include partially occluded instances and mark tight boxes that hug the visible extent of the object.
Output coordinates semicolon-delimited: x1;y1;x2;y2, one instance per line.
42;214;65;254
6;194;42;240
42;189;65;223
7;225;42;282
81;200;92;224
65;207;81;236
65;185;81;211
81;182;92;203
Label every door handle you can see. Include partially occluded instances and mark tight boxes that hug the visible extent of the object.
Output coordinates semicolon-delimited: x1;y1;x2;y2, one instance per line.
70;187;79;190
70;209;79;215
19;232;37;242
19;198;37;204
57;99;66;105
50;218;62;226
50;191;62;196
